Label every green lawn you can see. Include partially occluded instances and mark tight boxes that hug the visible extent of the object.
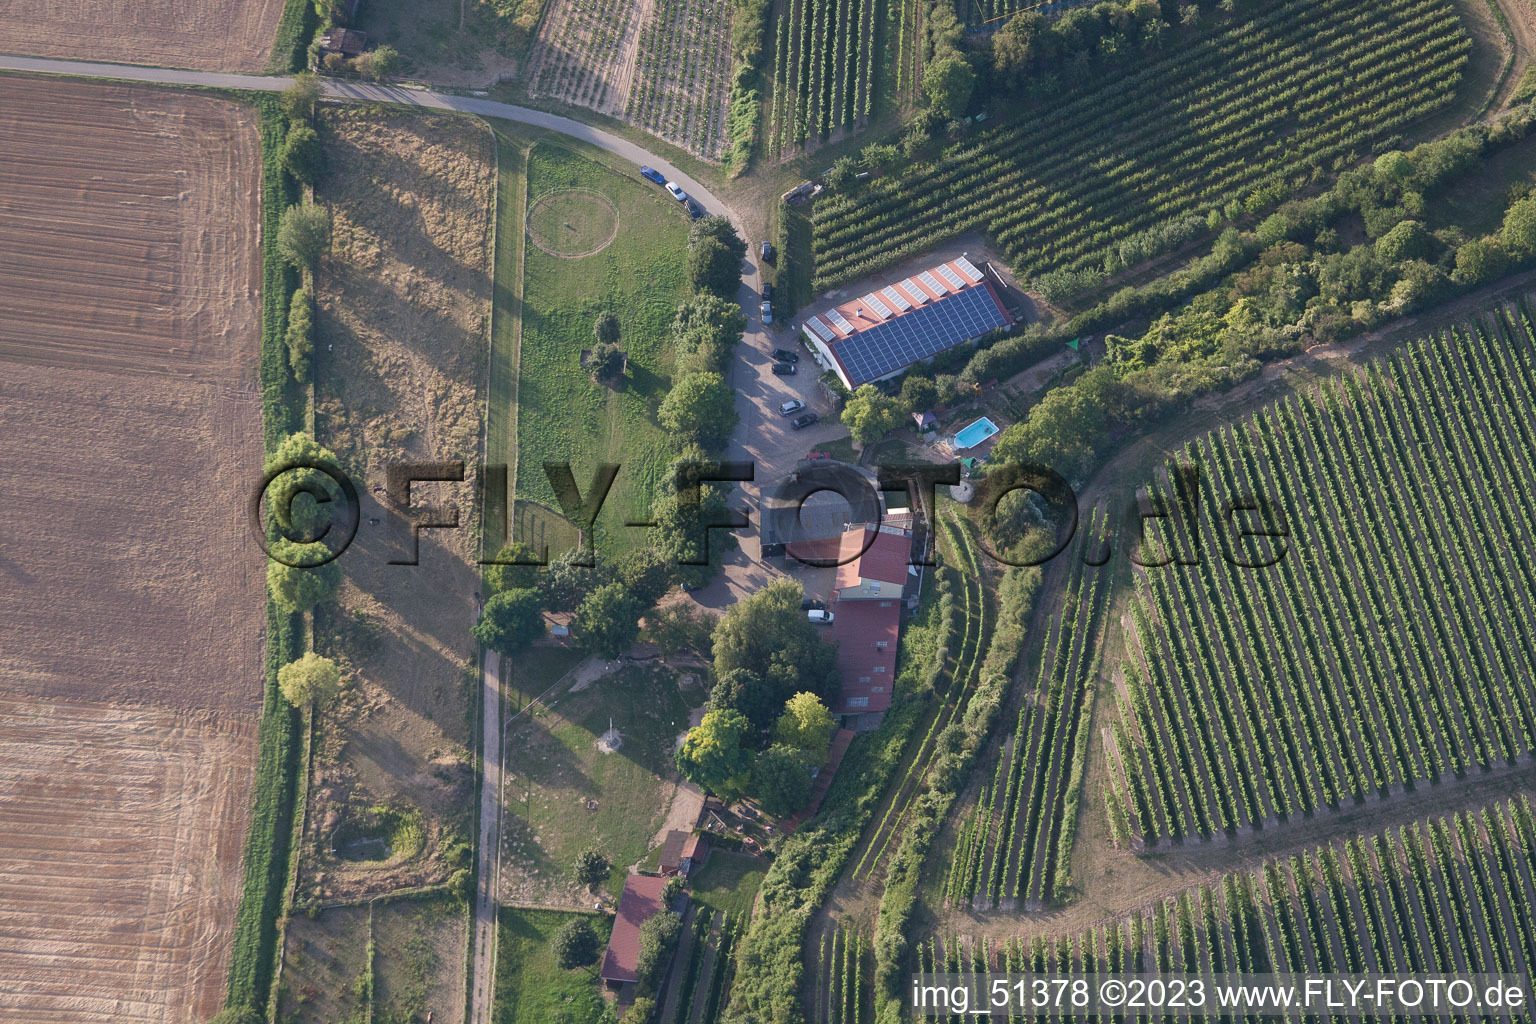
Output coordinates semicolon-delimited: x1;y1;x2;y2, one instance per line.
493;908;611;1024
688;851;764;920
512;141;692;557
502;664;696;901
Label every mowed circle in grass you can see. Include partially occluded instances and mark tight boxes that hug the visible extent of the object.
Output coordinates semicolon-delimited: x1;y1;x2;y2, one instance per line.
527;188;619;258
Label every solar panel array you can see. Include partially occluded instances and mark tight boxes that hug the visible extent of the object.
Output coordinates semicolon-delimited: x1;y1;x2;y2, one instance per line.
955;256;983;282
864;293;893;319
806;316;835;342
831;284;1008;386
918;270;947;295
827;309;855;334
882;285;912;311
936;264;965;290
901;278;930;304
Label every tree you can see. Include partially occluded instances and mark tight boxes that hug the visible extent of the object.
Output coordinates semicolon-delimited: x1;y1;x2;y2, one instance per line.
774;692;836;761
473;587;545;656
1374;219;1432;263
277;202;330;270
1453;237;1506;285
662;875;686;904
355;44;401;80
923;54;975;119
278;652;341;708
264;432;346;539
485;540;544;594
573;582;644;660
825;156;859;192
840;384;906;443
658;371;739;447
712;580;839;705
573;847;610;887
279;72;321;122
749;743;816;817
642;604;716;659
552;918;602;970
281;124;324;184
707;668;780;737
635;911;683;989
649;481;736;590
268;543;342;613
593;310;621;346
621;997;657;1024
675;709;751;796
1500;194;1536;260
899;374;938;413
688;215;746;262
686;235;741;298
615;547;676;608
859;141;898;168
539;547;609;611
286;287;314;381
588;340;625;382
672;295;746;373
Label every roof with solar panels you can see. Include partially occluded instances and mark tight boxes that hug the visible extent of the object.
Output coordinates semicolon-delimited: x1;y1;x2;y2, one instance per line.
799;256;1013;390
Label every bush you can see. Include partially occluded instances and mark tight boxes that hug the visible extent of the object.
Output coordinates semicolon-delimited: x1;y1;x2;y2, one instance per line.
276;202;330;270
286;287;314;381
553;917;602;970
658;370;738;447
355;44;400;79
277;652;341;708
281;124;323;184
208;1009;262;1024
636;910;683;990
574;847;610;887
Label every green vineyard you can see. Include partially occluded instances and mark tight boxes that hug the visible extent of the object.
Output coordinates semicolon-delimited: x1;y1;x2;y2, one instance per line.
811;0;1470;290
810;926;873;1024
1110;301;1536;843
933;798;1536;1018
766;0;882;157
943;513;1109;910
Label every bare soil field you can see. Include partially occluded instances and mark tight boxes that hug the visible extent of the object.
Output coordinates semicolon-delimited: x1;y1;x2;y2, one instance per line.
0;697;257;1023
0;78;265;1024
0;0;284;71
302;108;496;901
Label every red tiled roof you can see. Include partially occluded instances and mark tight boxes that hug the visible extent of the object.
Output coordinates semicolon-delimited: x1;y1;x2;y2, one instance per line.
600;874;669;983
828;599;900;714
681;833;708;860
834;526;912;591
658;830;687;873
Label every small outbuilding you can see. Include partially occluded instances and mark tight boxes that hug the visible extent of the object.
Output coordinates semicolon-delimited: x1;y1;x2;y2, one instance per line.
600;873;670;988
318;27;368;58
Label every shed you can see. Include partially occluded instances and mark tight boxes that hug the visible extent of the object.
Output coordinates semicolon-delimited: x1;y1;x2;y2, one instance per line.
318;28;368;57
658;830;688;876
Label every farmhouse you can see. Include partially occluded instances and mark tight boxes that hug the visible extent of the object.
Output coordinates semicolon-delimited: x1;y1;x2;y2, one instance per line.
828;524;913;718
800;256;1012;390
600;873;670;987
318;27;368;58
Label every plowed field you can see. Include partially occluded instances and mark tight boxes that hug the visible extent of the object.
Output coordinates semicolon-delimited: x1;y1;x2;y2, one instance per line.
0;0;285;71
0;79;264;1024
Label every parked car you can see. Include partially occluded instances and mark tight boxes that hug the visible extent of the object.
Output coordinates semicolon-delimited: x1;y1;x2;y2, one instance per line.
807;609;834;623
639;166;667;185
790;412;820;430
761;281;774;300
778;399;805;416
684;197;705;220
805;451;830;460
761;300;773;324
801;598;825;611
665;181;688;201
771;362;796;375
772;347;799;363
761;240;775;263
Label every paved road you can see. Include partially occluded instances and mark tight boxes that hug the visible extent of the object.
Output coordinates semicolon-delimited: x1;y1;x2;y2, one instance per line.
0;50;785;1022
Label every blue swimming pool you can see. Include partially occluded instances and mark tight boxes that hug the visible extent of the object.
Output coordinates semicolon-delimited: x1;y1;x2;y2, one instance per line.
954;417;999;449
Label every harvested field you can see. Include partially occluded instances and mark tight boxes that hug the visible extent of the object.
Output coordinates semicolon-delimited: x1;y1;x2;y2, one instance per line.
0;79;265;1024
0;0;284;71
304;108;496;901
0;698;256;1023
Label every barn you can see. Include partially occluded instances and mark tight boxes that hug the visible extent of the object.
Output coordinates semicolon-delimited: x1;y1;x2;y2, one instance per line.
799;256;1012;390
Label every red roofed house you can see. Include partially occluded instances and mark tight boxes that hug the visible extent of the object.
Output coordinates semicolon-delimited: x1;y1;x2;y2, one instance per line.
826;523;913;718
600;873;670;988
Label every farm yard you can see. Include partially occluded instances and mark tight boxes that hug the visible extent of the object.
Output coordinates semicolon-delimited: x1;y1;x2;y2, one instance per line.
0;0;285;70
812;0;1473;290
0;78;265;1023
301;107;496;902
765;0;883;157
1110;301;1536;844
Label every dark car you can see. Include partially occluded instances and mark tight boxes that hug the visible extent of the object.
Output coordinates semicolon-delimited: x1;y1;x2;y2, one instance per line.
762;281;774;300
639;166;667;185
684;197;705;220
790;412;820;430
771;362;796;376
801;598;825;611
772;347;799;363
761;240;775;263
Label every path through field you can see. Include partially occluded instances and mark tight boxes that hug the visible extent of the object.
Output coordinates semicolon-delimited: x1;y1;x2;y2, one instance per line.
470;649;503;1024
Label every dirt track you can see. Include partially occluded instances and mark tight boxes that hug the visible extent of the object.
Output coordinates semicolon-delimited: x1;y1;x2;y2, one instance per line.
0;0;285;71
0;79;264;1023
